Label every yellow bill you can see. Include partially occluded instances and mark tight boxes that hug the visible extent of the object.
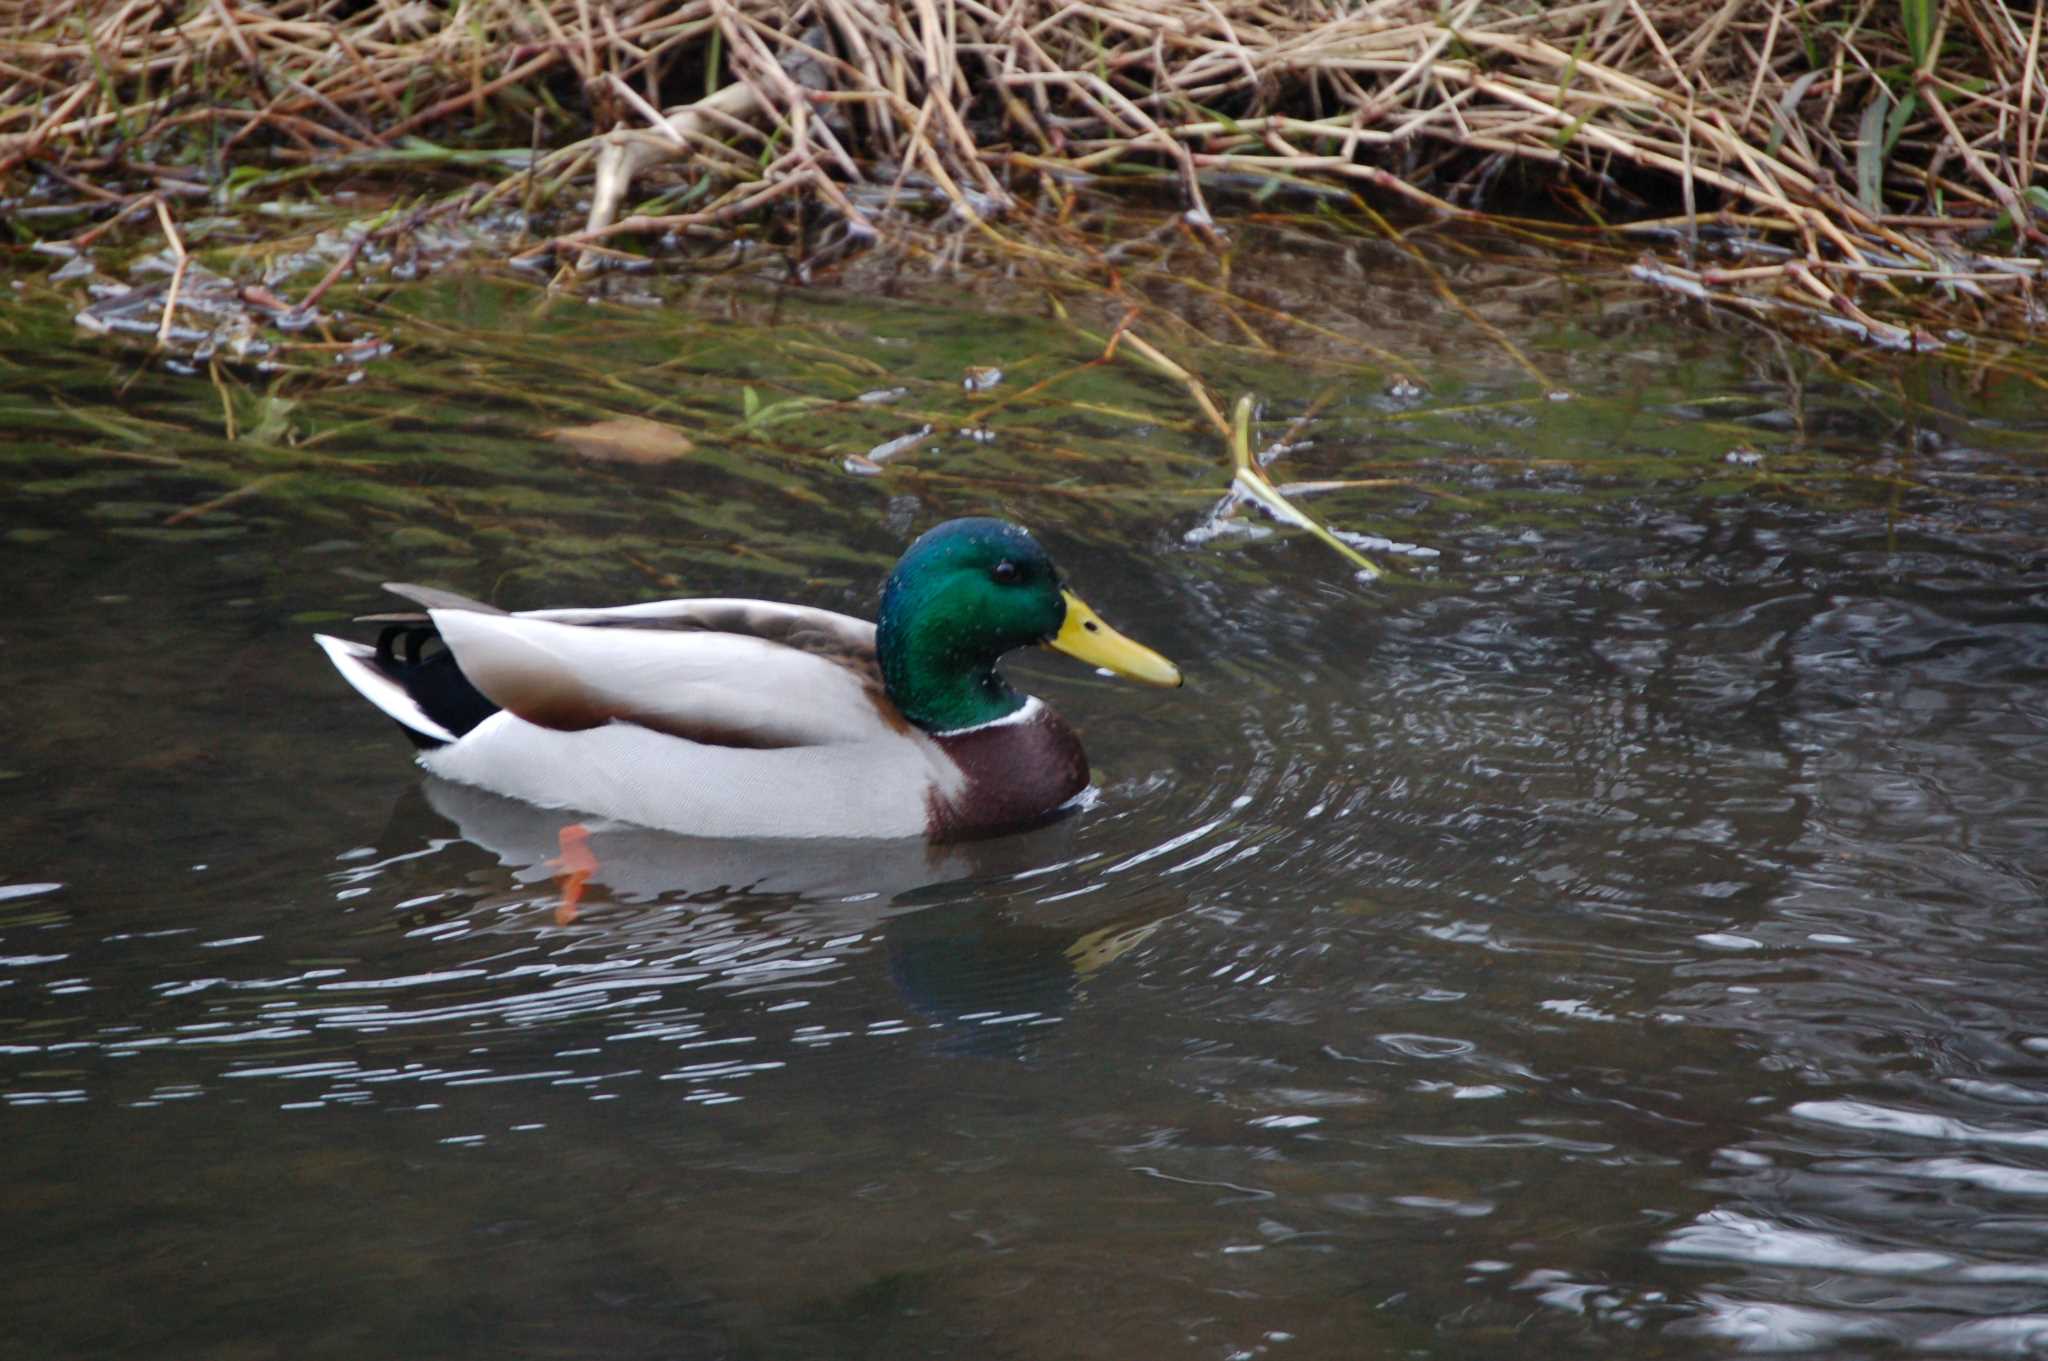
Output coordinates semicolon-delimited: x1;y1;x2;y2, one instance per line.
1046;590;1183;687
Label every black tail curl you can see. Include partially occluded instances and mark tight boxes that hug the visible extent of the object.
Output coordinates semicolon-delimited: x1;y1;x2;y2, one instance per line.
371;620;500;748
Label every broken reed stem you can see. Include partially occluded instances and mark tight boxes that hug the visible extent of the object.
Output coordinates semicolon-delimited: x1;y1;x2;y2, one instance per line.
1225;395;1385;580
151;193;186;347
1104;321;1231;441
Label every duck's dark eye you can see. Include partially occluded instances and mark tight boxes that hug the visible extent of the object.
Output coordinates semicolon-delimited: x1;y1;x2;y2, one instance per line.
990;559;1021;584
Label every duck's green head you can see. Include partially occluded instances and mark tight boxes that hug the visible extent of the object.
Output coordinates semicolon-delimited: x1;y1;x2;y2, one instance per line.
877;517;1181;734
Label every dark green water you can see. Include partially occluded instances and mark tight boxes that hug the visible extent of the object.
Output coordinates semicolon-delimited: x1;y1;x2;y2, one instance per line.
4;220;2047;1360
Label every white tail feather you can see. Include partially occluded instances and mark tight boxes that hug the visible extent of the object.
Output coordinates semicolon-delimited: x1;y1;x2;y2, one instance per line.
314;634;460;745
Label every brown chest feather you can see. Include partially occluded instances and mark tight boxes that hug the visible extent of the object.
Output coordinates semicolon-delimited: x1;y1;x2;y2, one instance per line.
926;708;1089;840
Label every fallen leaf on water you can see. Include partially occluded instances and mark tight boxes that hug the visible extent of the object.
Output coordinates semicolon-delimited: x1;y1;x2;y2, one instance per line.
543;416;694;465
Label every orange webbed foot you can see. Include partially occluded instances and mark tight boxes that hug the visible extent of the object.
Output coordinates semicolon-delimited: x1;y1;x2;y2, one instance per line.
547;822;598;925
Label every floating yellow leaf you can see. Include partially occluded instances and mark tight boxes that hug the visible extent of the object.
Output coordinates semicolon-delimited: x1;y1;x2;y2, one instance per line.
543;416;694;465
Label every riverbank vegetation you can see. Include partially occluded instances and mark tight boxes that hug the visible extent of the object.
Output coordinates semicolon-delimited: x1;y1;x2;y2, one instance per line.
6;0;2042;345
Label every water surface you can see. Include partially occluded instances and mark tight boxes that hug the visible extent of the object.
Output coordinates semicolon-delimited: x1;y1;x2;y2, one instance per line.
4;218;2047;1359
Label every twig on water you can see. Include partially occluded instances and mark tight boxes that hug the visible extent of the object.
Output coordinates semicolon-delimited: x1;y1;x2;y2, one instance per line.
151;195;187;348
163;473;290;526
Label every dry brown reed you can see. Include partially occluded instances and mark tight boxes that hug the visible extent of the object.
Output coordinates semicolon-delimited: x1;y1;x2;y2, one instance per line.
4;0;2043;343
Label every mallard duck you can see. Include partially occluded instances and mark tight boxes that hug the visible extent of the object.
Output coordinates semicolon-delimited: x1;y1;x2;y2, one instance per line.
315;517;1182;840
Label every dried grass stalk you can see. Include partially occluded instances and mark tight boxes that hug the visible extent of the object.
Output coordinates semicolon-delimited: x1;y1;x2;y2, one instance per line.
3;0;2043;336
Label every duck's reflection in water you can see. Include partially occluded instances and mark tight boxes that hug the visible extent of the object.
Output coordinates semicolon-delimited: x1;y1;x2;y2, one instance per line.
411;778;1170;1044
